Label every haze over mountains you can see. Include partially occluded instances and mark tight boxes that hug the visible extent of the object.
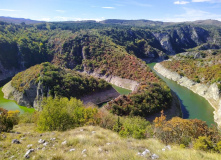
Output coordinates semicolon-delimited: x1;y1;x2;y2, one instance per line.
1;16;221;27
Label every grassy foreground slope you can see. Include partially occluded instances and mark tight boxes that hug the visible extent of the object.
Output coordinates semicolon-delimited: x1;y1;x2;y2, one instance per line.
1;123;221;160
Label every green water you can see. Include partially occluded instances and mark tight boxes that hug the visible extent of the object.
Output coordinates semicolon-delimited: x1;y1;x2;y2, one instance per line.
98;84;132;107
111;84;131;95
0;87;35;113
148;63;215;126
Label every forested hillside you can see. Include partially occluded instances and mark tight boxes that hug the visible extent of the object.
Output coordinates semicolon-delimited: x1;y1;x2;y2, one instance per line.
0;19;221;117
11;62;111;99
1;18;221;159
161;49;221;86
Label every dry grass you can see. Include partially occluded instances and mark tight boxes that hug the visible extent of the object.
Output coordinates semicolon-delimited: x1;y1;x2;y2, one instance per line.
1;123;221;160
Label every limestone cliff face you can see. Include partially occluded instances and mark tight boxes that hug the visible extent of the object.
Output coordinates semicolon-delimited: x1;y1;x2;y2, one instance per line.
87;71;139;91
154;63;221;127
2;81;38;108
153;26;213;54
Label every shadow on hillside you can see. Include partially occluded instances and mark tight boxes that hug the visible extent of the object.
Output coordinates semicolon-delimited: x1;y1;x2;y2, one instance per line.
179;97;190;119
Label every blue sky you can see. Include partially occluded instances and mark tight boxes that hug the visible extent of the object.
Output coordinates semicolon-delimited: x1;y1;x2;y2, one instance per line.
0;0;221;22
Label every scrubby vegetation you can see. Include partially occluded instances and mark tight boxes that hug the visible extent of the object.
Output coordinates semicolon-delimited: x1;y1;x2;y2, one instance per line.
161;50;221;85
1;96;221;159
0;108;19;132
37;97;99;131
11;62;111;98
106;83;172;117
8;27;173;117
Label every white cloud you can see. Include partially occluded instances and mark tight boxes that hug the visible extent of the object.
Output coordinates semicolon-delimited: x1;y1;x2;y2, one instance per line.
192;0;210;2
192;0;221;2
37;16;105;22
174;1;190;4
41;18;51;21
0;9;21;12
102;7;115;9
162;8;221;22
115;0;151;7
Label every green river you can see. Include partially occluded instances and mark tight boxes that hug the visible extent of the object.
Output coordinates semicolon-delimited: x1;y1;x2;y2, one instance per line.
0;64;215;126
0;78;34;113
0;87;35;113
148;63;215;126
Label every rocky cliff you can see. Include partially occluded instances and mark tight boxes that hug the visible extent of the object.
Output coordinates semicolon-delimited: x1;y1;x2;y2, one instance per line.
153;26;214;55
2;81;37;107
154;63;221;127
87;71;139;91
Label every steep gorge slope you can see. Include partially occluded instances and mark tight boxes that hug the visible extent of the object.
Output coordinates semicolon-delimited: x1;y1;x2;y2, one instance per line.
154;50;221;126
0;20;221;118
2;62;117;109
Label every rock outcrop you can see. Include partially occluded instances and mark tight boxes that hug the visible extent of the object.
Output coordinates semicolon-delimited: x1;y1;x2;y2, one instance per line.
153;26;213;54
81;87;120;105
87;71;139;91
2;81;37;108
154;63;221;127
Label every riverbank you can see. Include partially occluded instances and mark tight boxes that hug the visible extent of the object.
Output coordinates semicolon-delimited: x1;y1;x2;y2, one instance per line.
0;86;34;113
146;90;182;122
154;63;220;127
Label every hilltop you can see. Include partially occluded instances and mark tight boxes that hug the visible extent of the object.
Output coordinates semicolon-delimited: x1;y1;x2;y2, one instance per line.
0;16;44;24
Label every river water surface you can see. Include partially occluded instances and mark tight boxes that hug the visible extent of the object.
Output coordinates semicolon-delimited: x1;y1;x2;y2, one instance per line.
0;87;34;113
148;63;215;126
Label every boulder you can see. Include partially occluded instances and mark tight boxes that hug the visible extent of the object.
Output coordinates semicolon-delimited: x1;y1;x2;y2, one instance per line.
11;139;21;144
24;149;34;159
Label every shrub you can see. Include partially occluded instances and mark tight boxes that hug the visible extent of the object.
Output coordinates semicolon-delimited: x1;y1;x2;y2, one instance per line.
218;84;221;93
37;97;99;131
119;116;151;139
193;136;213;151
96;109;117;130
154;111;210;145
0;108;19;132
19;112;39;124
215;141;221;152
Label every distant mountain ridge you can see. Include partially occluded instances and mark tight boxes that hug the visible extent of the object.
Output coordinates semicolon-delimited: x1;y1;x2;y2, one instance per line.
0;16;44;24
0;16;221;27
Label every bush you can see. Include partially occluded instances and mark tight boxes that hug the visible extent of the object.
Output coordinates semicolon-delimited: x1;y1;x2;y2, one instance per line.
19;112;39;124
215;141;221;152
154;111;210;145
96;109;117;130
37;97;99;131
193;136;213;151
119;116;151;139
0;108;19;132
